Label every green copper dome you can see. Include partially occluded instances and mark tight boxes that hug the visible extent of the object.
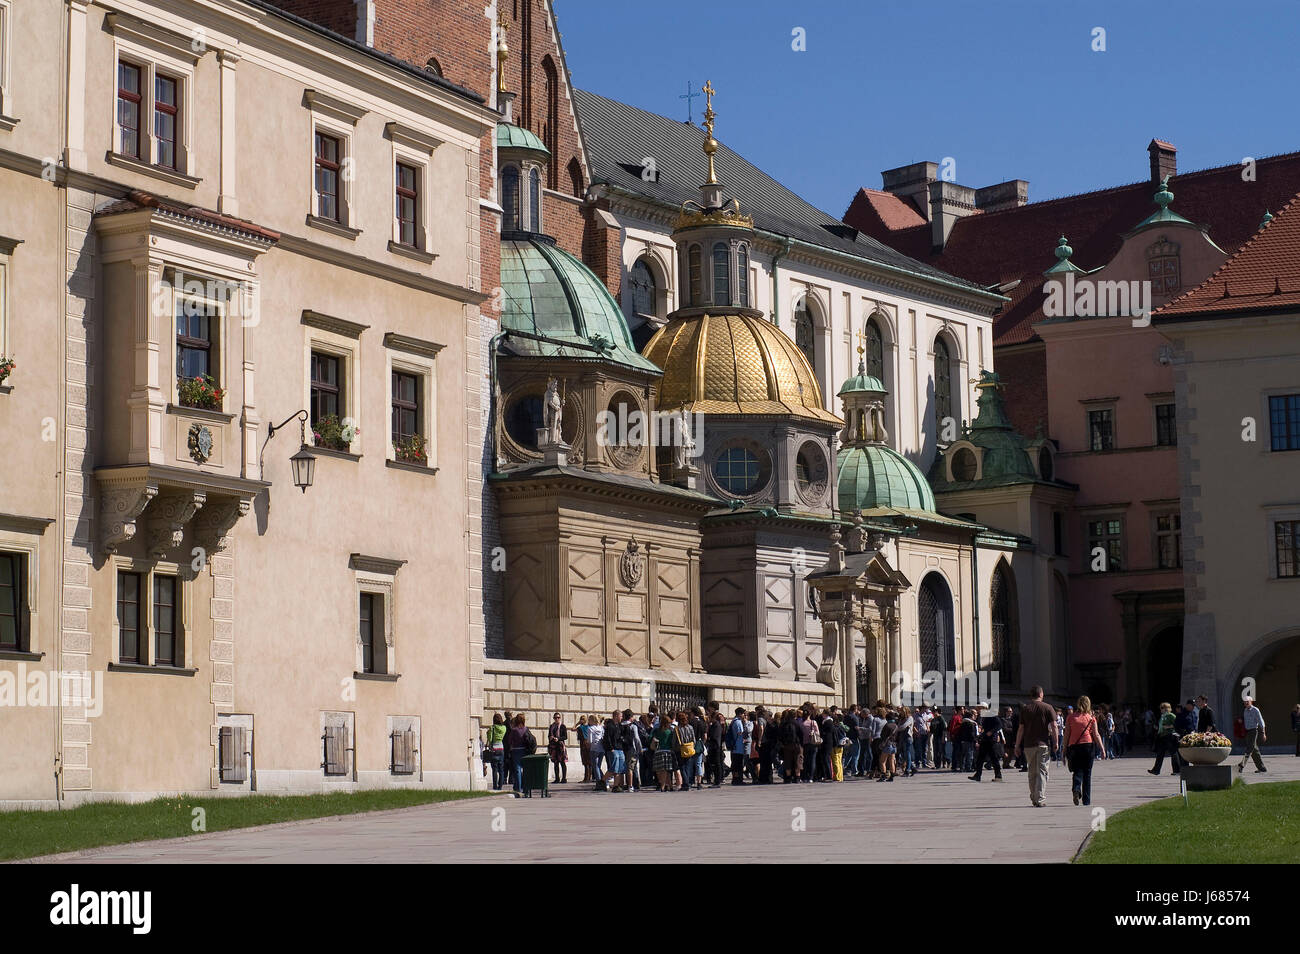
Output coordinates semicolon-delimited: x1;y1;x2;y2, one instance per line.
497;123;550;156
499;232;659;372
837;444;936;512
837;370;885;396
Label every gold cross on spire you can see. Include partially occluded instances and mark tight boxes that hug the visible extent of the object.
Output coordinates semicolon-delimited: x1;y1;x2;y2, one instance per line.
701;80;718;185
855;328;866;356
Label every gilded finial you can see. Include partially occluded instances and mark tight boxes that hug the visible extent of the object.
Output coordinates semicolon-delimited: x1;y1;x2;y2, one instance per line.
496;13;509;94
701;80;718;185
854;329;867;373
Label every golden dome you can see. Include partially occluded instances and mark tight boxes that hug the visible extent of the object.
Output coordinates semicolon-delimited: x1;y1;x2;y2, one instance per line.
644;312;841;424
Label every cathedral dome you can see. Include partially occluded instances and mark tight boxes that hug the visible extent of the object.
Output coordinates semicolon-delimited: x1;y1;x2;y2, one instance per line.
499;232;658;372
644;311;840;424
496;122;549;158
837;444;936;512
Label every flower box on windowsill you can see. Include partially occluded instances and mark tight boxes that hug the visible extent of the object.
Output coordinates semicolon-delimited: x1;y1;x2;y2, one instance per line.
176;375;225;413
386;459;438;476
167;403;234;423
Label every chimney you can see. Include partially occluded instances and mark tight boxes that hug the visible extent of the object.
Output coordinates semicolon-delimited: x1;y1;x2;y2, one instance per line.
928;180;977;250
974;179;1029;212
1148;139;1176;184
881;161;938;221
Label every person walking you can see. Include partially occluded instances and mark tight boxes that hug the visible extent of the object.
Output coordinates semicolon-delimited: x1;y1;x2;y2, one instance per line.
599;709;627;793
1237;697;1268;774
1015;686;1059;807
828;711;847;781
1148;702;1181;776
1065;696;1102;806
930;708;948;769
968;711;1005;782
622;709;643;792
548;712;569;783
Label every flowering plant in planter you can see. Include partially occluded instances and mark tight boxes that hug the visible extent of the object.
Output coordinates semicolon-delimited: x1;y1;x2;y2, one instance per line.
0;355;14;385
1179;731;1232;748
312;414;359;451
177;374;225;411
395;433;427;464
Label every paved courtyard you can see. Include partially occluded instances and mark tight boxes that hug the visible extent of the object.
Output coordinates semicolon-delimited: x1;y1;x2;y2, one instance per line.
43;754;1300;864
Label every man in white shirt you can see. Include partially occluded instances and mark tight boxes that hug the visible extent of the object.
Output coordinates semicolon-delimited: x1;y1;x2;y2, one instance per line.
1237;697;1268;773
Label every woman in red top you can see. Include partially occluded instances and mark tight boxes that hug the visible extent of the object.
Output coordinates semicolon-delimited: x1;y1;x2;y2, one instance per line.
1066;696;1103;806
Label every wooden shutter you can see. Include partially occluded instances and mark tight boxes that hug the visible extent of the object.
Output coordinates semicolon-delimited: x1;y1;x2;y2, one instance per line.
391;728;415;775
220;726;247;782
323;725;347;776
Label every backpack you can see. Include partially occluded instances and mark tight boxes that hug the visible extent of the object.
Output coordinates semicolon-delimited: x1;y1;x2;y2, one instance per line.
780;720;798;745
524;729;537;755
605;720;623;751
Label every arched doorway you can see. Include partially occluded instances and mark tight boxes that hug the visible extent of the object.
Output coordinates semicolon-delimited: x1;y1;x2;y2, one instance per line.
1228;629;1300;749
919;573;956;675
1146;624;1183;710
990;561;1020;688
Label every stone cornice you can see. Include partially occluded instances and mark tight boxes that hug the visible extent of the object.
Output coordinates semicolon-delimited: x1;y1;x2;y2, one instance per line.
302;309;369;339
304;89;368;125
0;513;55;535
385;121;443;155
349;553;407;575
383;332;444;359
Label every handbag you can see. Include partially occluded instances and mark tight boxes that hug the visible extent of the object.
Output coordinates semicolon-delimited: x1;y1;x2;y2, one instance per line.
676;726;696;759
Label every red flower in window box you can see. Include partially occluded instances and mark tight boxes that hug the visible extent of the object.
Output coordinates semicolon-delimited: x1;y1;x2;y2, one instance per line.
177;374;225;411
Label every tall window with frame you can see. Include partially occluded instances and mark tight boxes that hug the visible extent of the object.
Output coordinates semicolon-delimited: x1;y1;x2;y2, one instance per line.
0;551;25;652
1155;403;1176;446
176;293;220;407
712;243;730;306
117;61;143;159
501;165;520;231
1154;513;1181;569
628;259;655;318
529;167;541;232
1277;520;1300;578
154;73;179;169
153;575;178;666
865;317;885;381
688;244;702;306
1088;408;1115;451
314;131;341;222
933;337;952;432
391;370;423;463
359;592;377;673
310;351;342;430
1087;518;1124;572
737;245;749;307
1269;394;1300;451
117;571;142;664
395;161;419;248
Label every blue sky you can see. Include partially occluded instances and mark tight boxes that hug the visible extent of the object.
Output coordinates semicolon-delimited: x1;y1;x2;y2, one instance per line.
557;0;1300;216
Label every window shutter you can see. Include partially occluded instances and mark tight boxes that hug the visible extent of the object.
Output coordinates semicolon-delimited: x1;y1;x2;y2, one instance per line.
220;725;247;782
391;728;415;775
323;725;347;776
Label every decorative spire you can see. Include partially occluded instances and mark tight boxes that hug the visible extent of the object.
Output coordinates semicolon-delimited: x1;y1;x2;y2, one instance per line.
1261;209;1274;228
1055;234;1073;261
1154;174;1174;210
701;80;718;185
1044;234;1084;276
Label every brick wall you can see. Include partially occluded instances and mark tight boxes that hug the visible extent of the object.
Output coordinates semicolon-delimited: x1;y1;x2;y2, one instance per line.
992;343;1048;440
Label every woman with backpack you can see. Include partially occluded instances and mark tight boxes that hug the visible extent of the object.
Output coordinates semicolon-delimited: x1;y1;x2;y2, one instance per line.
1066;696;1103;805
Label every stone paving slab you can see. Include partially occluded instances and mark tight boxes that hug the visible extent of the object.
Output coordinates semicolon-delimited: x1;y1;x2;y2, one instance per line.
38;755;1300;864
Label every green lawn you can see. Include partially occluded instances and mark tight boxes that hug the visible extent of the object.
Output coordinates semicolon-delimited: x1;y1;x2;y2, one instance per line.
0;789;487;861
1076;779;1300;864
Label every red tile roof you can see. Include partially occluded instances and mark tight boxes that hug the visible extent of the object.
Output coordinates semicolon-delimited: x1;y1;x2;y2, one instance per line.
851;188;926;231
844;150;1300;346
1157;189;1300;319
97;190;281;243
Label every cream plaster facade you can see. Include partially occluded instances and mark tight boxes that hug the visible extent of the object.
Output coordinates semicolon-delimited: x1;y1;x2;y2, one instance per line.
0;0;494;806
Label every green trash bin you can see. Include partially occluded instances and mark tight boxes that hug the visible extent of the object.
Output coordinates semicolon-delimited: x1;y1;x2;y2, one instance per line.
521;754;551;798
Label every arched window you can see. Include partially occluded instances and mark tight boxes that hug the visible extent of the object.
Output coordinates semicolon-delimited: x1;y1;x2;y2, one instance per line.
712;242;730;306
542;57;559;190
934;336;953;433
501;165;520;231
990;562;1021;687
918;573;955;675
794;296;815;371
865;316;885;381
528;167;541;232
628;258;656;317
737;244;749;307
425;56;443;76
567;157;583;198
688;245;702;306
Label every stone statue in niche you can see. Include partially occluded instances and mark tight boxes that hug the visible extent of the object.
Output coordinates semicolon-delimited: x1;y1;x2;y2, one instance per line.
672;408;696;470
542;377;563;446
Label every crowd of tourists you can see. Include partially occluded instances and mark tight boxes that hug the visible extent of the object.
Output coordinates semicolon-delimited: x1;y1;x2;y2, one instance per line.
481;688;1293;806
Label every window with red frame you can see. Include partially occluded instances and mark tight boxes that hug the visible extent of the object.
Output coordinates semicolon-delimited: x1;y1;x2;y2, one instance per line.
395;162;419;247
117;61;143;158
315;132;341;221
154;73;179;169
